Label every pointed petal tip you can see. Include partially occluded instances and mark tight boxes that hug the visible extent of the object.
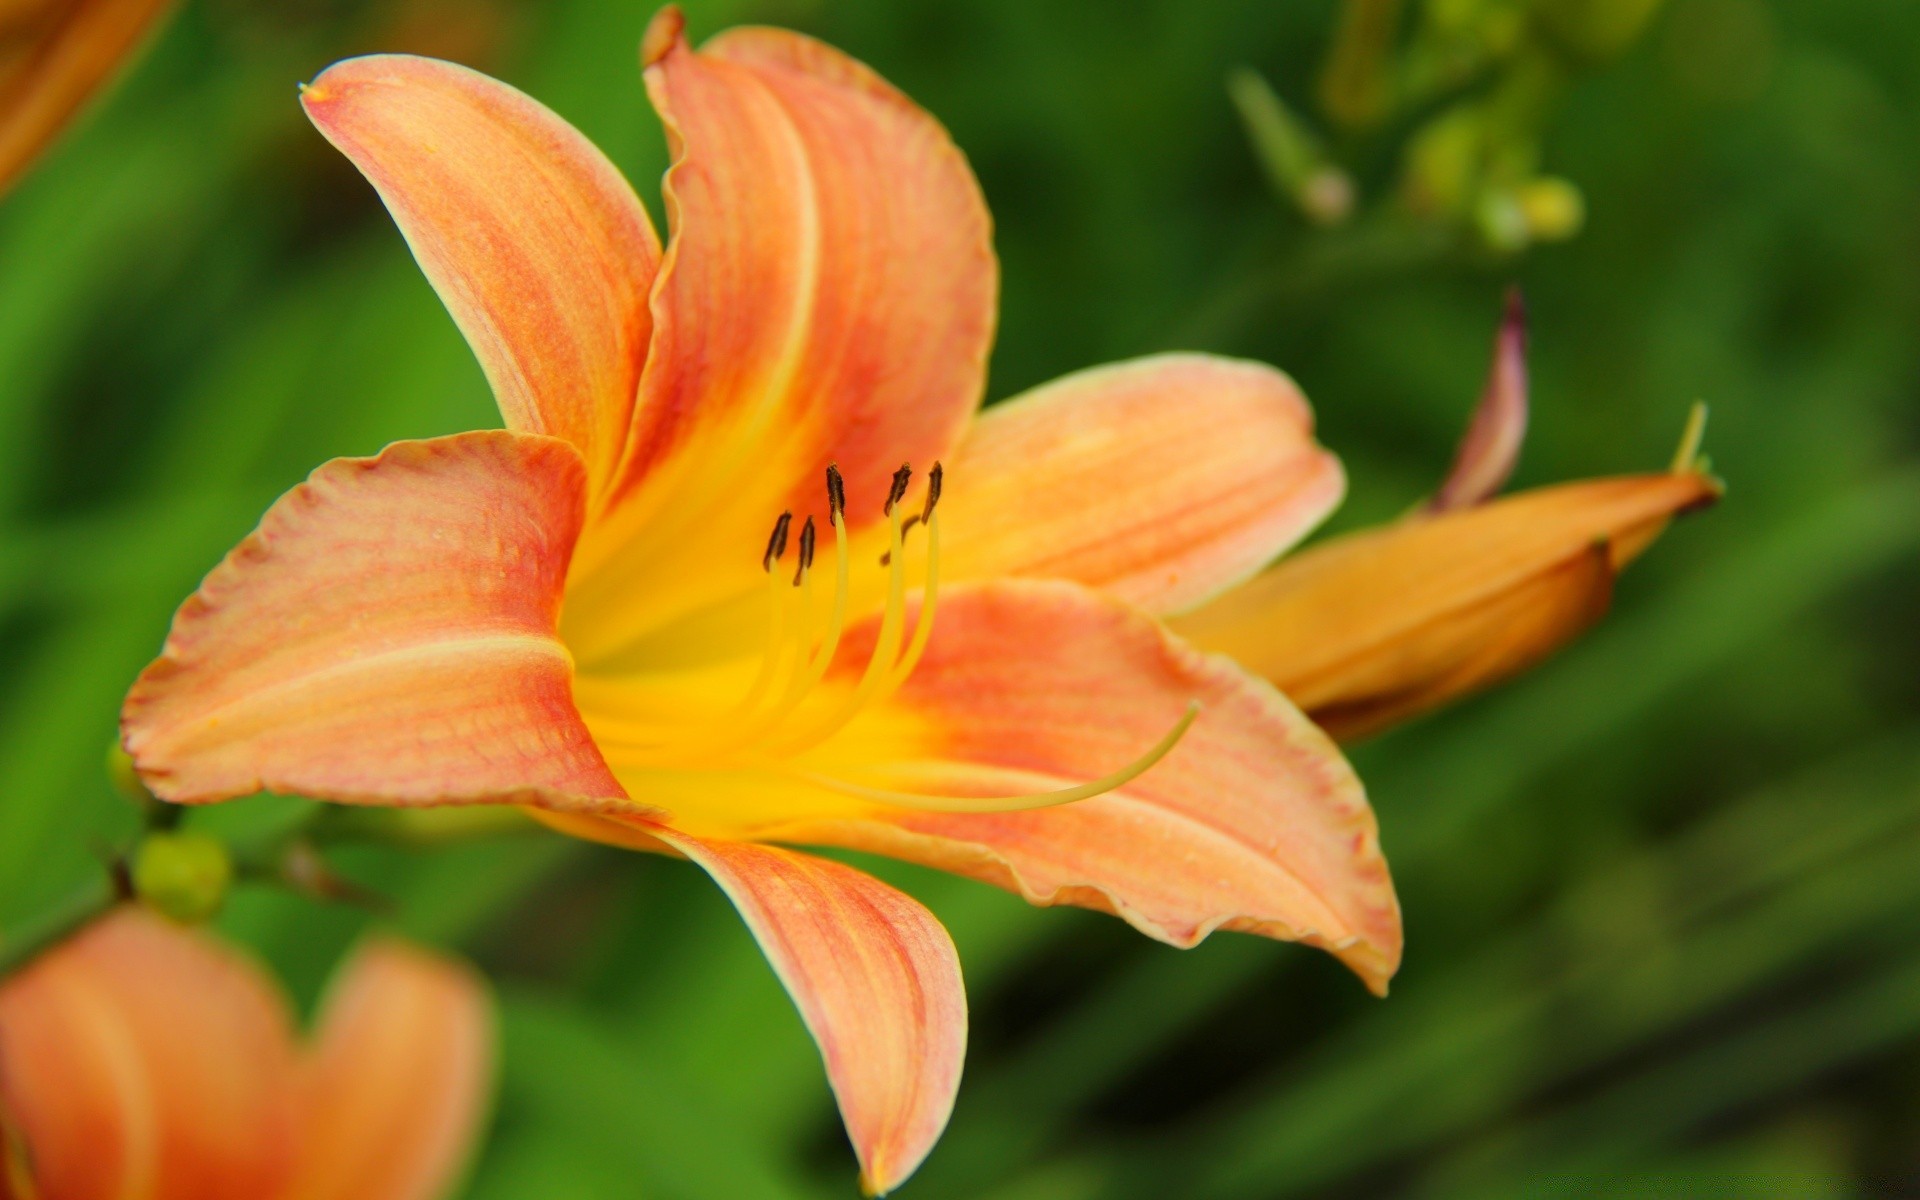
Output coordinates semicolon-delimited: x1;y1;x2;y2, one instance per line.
658;834;964;1197
1430;290;1531;513
1501;282;1527;331
641;6;687;67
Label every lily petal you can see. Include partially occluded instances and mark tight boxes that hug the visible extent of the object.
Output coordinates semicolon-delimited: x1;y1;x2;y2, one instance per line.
655;831;964;1197
781;580;1401;995
301;54;660;489
0;908;299;1200
122;431;638;816
1429;287;1528;513
939;354;1344;615
564;11;995;654
1172;471;1722;741
286;940;493;1200
0;0;175;195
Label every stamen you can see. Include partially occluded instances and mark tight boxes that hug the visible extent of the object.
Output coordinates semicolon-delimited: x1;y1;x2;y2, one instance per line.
826;462;846;520
794;516;817;585
922;462;944;522
878;516;919;566
761;511;792;572
877;507;940;700
884;462;912;515
766;473;912;754
791;701;1201;813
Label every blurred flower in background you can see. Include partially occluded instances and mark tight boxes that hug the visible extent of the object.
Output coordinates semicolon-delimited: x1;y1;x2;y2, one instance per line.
0;907;491;1200
0;0;175;194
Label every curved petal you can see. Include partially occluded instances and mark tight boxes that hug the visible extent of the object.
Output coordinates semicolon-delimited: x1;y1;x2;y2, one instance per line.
0;908;299;1200
563;11;995;660
655;832;964;1197
285;939;494;1200
939;354;1345;615
301;54;660;489
1429;287;1528;513
121;431;640;816
1172;471;1722;741
0;0;176;195
777;581;1401;995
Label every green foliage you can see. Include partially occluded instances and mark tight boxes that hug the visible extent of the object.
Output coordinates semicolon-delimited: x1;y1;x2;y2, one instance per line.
1;0;1915;1195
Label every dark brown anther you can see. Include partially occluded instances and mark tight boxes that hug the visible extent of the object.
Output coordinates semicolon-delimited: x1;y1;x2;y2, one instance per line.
884;463;913;516
762;511;792;572
825;463;846;521
793;516;817;585
922;462;944;522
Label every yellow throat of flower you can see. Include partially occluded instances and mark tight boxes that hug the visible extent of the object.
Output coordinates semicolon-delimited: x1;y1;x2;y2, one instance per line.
581;462;1198;818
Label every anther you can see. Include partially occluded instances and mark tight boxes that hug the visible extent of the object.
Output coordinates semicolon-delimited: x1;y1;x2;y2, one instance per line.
825;463;846;520
884;463;913;516
794;516;817;585
761;511;792;572
922;462;944;522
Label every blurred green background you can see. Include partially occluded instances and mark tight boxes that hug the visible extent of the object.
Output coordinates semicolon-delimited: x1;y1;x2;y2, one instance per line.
4;0;1918;1195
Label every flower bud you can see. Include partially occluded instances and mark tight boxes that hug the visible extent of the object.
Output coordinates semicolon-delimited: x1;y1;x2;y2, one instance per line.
1517;176;1586;241
132;832;232;924
105;741;156;809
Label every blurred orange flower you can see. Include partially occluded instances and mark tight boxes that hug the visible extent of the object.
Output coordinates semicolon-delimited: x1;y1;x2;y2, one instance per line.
0;0;175;195
0;907;492;1200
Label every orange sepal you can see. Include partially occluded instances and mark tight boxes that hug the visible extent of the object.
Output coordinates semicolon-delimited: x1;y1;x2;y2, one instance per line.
284;939;494;1200
561;12;996;653
656;831;965;1196
0;908;301;1200
939;354;1345;615
121;431;641;817
782;580;1402;994
301;53;660;489
1172;471;1721;740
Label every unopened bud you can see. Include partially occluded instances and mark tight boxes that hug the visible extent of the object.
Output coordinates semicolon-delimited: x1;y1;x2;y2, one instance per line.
1473;187;1532;253
106;742;155;809
132;832;232;924
1517;176;1586;242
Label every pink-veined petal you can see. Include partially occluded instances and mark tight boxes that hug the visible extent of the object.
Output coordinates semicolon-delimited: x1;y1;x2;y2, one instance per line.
301;54;660;489
285;939;494;1200
940;354;1345;615
0;909;300;1200
655;832;965;1197
121;431;639;816
562;11;995;659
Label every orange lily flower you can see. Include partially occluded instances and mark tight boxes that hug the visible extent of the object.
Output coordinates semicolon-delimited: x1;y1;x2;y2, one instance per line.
1172;292;1722;741
0;908;491;1200
120;9;1396;1192
0;0;177;195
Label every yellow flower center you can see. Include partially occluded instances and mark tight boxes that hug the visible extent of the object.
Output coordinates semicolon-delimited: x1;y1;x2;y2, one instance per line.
569;463;1195;829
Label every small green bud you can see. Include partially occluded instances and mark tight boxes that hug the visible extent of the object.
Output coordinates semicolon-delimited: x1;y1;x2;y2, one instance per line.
1473;187;1532;253
132;832;232;924
106;742;155;809
1541;0;1668;63
1517;177;1587;241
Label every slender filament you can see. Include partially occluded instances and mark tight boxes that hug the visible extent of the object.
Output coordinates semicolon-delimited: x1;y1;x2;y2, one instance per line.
788;702;1202;813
